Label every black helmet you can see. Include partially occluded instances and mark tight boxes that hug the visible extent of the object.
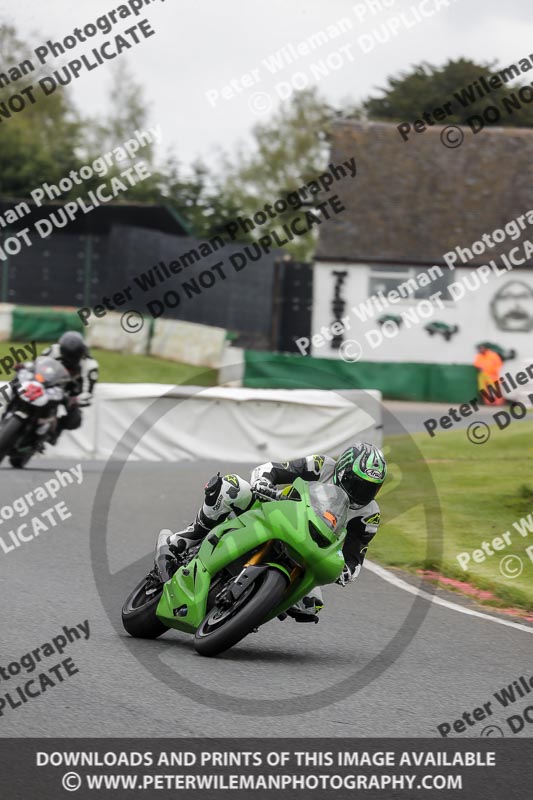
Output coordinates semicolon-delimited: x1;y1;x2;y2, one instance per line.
59;331;88;369
333;443;387;507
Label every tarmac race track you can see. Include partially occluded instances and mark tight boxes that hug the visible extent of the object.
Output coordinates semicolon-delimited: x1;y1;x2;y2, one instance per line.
1;445;532;739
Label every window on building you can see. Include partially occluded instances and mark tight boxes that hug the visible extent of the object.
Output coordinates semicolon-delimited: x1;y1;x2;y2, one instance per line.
368;264;453;302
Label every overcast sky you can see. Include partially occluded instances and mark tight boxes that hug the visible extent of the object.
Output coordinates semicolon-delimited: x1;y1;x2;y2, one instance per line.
4;0;533;174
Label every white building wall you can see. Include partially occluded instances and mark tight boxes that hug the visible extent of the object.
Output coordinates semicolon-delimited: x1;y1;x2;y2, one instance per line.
310;262;533;364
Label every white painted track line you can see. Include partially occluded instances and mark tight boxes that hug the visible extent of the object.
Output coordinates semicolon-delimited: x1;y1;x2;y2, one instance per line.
366;560;533;635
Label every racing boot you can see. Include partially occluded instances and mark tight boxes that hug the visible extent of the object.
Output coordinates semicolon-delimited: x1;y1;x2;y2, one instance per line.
44;420;61;447
285;587;324;623
154;526;198;582
154;474;229;583
154;510;213;582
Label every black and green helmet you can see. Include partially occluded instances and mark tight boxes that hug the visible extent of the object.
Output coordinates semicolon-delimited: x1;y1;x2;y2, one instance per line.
333;443;387;507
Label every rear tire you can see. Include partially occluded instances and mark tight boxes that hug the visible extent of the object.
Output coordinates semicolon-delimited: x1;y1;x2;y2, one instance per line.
194;568;287;657
0;416;24;462
122;576;168;639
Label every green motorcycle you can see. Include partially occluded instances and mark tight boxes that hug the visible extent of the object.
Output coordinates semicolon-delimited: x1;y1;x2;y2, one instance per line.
121;478;349;657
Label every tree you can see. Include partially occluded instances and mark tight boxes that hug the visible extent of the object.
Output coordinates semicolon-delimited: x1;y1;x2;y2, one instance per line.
214;88;337;260
363;58;533;127
0;24;82;198
83;62;223;218
0;31;199;216
0;22;342;261
90;61;150;153
80;60;165;202
156;156;239;238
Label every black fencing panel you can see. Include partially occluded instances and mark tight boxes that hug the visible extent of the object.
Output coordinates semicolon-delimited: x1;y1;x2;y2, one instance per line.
5;234;87;306
1;223;283;346
108;226;279;340
275;260;313;353
2;232;110;308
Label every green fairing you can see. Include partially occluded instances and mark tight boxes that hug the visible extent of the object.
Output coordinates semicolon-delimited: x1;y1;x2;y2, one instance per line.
156;478;347;633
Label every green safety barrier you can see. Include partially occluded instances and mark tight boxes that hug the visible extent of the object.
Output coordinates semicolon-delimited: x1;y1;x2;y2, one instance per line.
11;306;85;342
243;350;478;404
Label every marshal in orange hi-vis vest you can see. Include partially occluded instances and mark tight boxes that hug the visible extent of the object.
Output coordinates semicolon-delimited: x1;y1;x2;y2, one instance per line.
473;349;505;406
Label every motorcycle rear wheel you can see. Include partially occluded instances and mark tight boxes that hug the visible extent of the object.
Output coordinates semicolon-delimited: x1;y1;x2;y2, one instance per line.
194;568;287;657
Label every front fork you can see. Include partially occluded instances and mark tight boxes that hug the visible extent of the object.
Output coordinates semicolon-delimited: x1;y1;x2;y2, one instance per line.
246;540;302;585
216;541;302;609
4;404;56;451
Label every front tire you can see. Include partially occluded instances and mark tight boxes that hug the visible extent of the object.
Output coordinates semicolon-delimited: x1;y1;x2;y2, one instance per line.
0;416;24;461
9;452;33;469
194;568;287;657
122;576;168;639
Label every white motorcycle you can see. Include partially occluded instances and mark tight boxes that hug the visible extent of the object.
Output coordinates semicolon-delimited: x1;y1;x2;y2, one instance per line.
0;356;70;468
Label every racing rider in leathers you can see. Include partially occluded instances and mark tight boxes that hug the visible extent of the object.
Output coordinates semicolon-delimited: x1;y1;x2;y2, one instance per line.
154;442;387;622
41;331;99;442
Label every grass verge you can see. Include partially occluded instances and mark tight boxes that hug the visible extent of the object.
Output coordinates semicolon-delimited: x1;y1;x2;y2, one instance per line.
0;342;217;386
375;421;533;612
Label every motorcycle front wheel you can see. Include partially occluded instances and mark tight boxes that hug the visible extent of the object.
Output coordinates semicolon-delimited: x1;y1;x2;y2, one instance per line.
9;452;33;469
0;416;24;462
194;568;287;657
122;576;169;639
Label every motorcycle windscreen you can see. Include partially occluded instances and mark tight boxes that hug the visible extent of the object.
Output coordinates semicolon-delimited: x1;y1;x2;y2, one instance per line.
307;483;349;536
33;356;70;386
